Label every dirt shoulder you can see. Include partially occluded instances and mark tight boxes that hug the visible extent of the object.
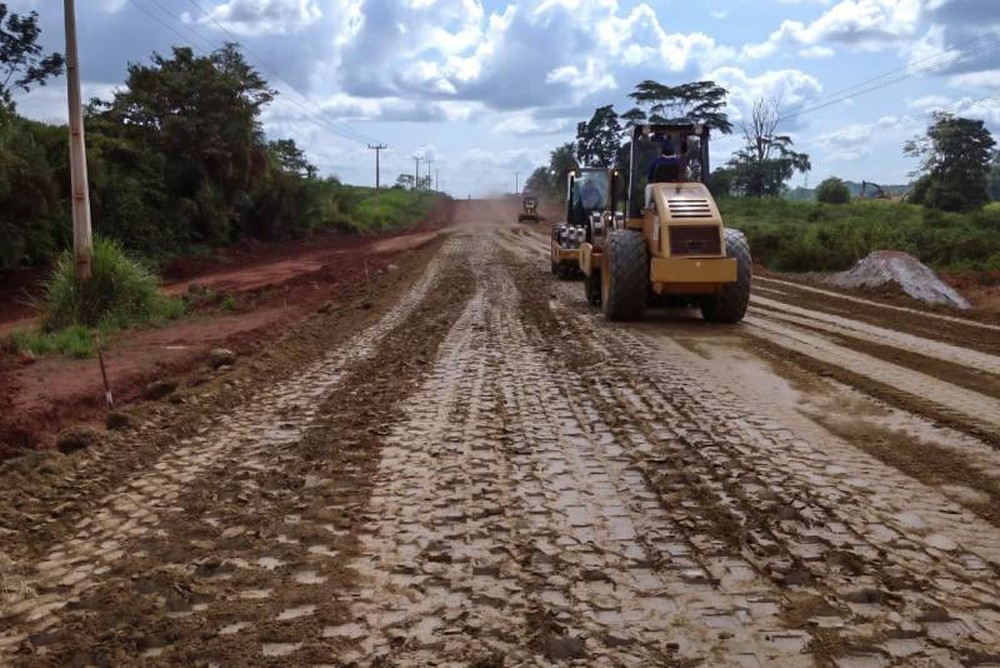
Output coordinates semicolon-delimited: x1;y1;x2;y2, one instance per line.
0;200;455;459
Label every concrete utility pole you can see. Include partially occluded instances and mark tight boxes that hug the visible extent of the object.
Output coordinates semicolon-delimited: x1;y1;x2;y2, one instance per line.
64;0;93;282
368;143;387;190
425;158;434;191
515;172;519;196
414;156;421;191
368;143;387;218
435;168;439;192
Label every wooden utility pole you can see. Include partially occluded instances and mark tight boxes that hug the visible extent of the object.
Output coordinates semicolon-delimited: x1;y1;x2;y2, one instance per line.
64;0;93;282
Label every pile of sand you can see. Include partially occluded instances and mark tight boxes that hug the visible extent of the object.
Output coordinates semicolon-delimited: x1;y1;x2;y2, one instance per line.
826;250;970;309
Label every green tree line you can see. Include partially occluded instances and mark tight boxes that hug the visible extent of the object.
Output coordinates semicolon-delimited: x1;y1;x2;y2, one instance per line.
0;6;429;271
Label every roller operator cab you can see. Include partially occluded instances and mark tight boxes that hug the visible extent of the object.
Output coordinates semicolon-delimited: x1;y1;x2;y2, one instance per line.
550;167;625;280
576;124;752;323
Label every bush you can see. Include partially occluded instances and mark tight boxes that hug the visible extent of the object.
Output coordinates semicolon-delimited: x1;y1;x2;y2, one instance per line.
39;236;182;330
815;177;850;204
718;196;1000;273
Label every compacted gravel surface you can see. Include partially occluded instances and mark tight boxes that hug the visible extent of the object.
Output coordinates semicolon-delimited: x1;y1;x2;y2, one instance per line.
2;201;999;667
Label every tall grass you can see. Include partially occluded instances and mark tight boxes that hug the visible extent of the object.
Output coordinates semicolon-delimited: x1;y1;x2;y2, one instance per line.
720;198;1000;273
330;187;436;234
11;236;185;357
40;236;183;330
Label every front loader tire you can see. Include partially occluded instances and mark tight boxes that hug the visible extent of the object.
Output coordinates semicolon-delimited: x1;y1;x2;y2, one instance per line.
601;230;647;321
701;228;751;323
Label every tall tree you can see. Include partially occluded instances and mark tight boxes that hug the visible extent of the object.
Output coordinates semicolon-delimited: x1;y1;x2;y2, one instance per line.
95;43;276;243
726;96;809;197
627;80;732;134
523;166;551;197
0;4;64;113
549;142;578;194
269;138;316;178
576;105;622;168
904;112;996;211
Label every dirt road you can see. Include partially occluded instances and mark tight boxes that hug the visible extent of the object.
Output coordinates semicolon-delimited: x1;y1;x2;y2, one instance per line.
2;200;999;666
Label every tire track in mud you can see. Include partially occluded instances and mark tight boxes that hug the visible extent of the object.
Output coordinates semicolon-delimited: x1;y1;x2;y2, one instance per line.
0;239;474;665
750;295;1000;375
743;316;1000;447
517;257;1000;665
755;276;1000;355
749;303;1000;401
339;249;807;666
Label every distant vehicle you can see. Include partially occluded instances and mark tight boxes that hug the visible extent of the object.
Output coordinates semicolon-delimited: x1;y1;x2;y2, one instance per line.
518;196;540;223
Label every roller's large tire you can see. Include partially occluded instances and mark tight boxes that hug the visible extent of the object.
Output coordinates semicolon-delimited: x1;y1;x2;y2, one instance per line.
601;230;648;321
701;228;751;323
585;269;601;306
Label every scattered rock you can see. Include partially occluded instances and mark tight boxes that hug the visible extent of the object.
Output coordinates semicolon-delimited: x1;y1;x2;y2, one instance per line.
387;264;399;272
826;250;970;309
541;633;586;661
56;427;101;454
143;379;178;401
208;348;237;369
105;411;134;431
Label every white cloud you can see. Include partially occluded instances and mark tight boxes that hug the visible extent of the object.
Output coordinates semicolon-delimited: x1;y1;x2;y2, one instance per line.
188;0;324;36
906;24;961;74
800;45;835;58
492;112;575;136
949;69;1000;90
909;94;1000;124
705;66;824;122
817;122;874;159
336;0;734;111
743;0;923;59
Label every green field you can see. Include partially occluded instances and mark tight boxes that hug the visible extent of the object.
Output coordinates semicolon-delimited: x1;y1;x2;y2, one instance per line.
718;197;1000;273
321;185;439;235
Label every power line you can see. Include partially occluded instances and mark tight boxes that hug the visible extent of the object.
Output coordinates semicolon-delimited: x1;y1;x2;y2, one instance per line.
183;0;378;146
127;0;379;149
778;31;1000;123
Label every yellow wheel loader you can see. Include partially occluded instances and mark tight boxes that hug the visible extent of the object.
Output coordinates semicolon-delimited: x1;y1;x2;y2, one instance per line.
550;167;624;280
577;124;751;322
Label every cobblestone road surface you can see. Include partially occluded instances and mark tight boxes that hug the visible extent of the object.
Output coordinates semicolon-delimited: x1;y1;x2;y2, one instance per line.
2;202;999;667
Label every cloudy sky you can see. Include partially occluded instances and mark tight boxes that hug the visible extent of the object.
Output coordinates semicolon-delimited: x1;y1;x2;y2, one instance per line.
10;0;1000;196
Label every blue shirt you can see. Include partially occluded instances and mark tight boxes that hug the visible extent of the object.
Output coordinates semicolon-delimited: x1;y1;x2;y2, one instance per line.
648;155;680;181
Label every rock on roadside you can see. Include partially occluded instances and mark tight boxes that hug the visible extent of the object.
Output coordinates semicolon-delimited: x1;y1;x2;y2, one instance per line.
207;348;237;369
55;427;101;454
